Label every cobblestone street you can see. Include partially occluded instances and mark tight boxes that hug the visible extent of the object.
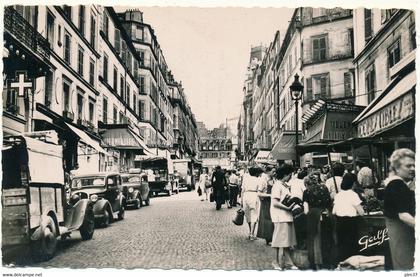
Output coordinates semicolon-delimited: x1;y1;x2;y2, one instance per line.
31;191;274;270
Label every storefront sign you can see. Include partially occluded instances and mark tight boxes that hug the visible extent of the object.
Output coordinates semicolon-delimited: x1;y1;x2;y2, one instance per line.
323;112;357;141
358;92;414;138
104;136;139;147
303;111;358;143
358;228;389;252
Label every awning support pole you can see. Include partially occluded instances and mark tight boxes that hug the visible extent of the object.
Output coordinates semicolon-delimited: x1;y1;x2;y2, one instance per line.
368;143;377;189
327;149;332;166
351;143;356;172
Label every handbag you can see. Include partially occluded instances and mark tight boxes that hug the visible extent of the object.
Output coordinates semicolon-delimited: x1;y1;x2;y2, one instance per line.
232;208;245;226
209;192;215;202
197;186;202;196
205;180;212;189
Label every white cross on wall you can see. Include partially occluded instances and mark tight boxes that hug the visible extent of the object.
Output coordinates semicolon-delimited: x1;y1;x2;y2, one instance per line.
10;73;33;97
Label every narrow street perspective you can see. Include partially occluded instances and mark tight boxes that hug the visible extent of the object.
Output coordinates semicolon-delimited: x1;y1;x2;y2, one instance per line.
1;2;417;275
33;191;274;270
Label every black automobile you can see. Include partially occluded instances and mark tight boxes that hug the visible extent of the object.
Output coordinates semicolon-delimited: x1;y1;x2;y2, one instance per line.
71;172;125;227
121;169;150;209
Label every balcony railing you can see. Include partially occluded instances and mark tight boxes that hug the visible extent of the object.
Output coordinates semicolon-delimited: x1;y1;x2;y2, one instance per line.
4;6;50;61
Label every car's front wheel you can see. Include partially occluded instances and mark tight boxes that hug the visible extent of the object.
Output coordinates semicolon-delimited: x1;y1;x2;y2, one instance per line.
118;205;125;220
80;205;95;240
102;209;111;227
134;196;141;209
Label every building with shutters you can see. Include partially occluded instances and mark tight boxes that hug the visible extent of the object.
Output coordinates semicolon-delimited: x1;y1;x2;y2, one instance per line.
237;45;266;161
2;5;198;174
351;9;415;180
297;7;357;166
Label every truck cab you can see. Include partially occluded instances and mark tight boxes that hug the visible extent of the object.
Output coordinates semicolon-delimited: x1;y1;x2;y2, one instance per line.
2;131;95;262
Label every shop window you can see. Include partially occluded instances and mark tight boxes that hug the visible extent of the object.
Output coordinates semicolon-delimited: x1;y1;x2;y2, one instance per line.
388;39;401;68
312;35;328;62
365;63;376;104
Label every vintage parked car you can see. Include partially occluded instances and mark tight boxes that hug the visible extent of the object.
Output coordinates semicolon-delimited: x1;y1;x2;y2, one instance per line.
121;169;150;209
71;172;125;227
2;132;95;262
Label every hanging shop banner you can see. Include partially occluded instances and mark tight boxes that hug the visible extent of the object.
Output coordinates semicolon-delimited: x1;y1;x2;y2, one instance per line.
358;91;414;138
323;112;358;141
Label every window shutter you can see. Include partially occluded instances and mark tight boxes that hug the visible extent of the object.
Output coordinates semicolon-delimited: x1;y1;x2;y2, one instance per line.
320;37;327;61
134;59;139;81
312;38;319;61
121;41;127;63
115;29;121;53
344;72;352;97
320;76;327;99
306;78;313;101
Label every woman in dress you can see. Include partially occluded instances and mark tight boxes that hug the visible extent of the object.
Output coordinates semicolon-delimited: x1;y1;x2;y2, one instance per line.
270;164;297;270
257;165;276;245
241;166;263;240
384;148;415;270
332;173;364;263
302;172;332;270
197;168;209;201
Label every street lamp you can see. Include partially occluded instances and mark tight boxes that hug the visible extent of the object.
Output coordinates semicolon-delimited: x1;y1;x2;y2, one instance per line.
289;74;304;167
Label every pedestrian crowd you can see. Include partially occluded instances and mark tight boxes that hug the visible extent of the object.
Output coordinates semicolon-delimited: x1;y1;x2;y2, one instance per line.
196;148;415;271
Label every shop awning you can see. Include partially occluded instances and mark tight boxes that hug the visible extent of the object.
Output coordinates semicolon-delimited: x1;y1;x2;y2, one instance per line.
101;127;153;154
65;123;108;155
354;71;415;138
270;132;300;160
296;141;331;154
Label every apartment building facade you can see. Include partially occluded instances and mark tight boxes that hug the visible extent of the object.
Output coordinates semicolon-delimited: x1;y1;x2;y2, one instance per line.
3;5;198;174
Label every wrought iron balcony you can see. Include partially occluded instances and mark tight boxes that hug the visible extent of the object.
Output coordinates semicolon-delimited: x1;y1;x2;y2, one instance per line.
4;6;50;61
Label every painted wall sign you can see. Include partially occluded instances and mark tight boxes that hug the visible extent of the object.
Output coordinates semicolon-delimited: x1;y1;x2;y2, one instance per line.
358;228;389;252
358;92;414;138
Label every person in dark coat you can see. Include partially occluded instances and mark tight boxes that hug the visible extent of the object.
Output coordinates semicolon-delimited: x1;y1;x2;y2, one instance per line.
383;148;415;270
212;166;227;210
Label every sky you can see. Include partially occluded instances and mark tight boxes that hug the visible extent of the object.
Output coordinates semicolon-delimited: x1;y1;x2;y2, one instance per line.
117;6;294;129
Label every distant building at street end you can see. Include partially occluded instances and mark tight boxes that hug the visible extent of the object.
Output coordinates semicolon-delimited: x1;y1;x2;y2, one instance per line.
198;122;234;170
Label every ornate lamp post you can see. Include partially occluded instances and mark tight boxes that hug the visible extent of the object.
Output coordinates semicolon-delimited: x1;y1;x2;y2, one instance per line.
289;74;304;167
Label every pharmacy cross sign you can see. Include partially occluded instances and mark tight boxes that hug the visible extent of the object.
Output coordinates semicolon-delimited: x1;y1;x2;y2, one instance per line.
10;71;33;97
